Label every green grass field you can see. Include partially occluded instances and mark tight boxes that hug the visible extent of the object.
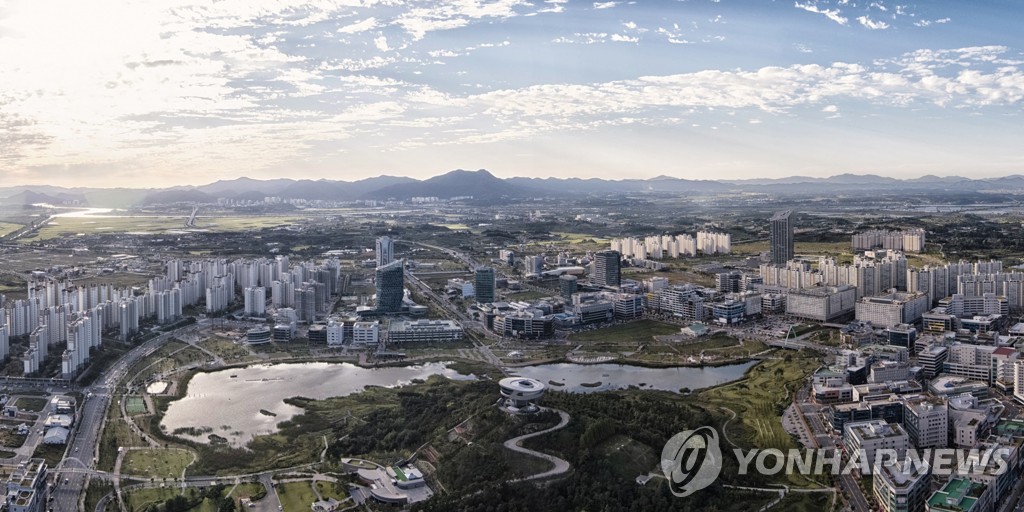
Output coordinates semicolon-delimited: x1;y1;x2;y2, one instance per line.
275;481;319;512
699;353;825;488
25;215;304;242
569;320;681;343
125;396;148;415
314;480;347;502
0;222;23;237
124;487;181;512
198;336;256;363
122;448;194;479
229;482;267;501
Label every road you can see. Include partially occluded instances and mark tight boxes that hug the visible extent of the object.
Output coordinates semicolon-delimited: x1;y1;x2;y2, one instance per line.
503;408;572;482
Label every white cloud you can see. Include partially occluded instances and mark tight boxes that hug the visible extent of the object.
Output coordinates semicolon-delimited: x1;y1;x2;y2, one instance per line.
794;2;849;26
821;104;838;112
610;34;639;43
593;1;618;9
374;36;390;51
857;16;890;30
337;17;378;34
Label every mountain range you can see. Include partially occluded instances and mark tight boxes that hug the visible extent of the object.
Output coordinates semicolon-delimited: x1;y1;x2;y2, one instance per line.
1;170;1022;207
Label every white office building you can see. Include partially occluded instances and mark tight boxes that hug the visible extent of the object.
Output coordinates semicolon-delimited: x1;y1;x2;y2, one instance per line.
843;420;910;469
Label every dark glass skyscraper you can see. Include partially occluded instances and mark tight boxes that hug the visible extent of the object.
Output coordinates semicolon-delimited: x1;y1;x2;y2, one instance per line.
770;210;793;265
474;266;496;304
593;250;621;287
375;259;404;313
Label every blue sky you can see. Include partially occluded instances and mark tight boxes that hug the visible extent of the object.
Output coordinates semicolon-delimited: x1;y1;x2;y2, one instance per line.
1;0;1022;187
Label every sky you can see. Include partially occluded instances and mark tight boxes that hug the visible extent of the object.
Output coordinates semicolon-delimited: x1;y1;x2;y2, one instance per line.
1;0;1023;188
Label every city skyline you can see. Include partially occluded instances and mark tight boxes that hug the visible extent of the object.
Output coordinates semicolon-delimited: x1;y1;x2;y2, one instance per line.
2;0;1023;188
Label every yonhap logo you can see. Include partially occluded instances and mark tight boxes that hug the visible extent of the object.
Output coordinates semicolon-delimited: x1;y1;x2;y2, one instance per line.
661;426;723;497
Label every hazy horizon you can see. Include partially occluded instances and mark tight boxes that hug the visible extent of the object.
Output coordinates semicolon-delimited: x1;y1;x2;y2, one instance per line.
2;0;1022;187
3;168;1024;191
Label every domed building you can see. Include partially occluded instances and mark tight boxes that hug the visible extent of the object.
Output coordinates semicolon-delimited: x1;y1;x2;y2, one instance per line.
499;377;546;413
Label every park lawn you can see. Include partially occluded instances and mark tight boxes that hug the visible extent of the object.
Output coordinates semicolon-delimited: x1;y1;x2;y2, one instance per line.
122;449;195;479
314;480;347;502
124;487;182;511
699;352;822;489
198;336;254;362
98;404;148;471
275;481;319;512
569;320;681;343
228;482;267;501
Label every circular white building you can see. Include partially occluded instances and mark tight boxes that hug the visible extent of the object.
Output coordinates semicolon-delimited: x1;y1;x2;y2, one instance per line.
499;377;547;413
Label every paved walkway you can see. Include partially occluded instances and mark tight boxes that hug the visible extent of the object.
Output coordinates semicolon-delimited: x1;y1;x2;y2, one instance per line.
503;408;572;482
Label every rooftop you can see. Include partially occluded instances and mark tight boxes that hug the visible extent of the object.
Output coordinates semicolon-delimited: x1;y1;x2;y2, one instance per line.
927;478;985;512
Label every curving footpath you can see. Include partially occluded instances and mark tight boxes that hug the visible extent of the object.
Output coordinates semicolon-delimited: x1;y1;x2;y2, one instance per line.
503;408;572;482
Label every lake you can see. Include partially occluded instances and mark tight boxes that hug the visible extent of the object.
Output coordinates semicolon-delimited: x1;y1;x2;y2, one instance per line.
160;359;757;447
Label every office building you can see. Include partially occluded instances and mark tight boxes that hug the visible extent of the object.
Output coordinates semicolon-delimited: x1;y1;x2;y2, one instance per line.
873;461;929;512
855;291;930;328
376;236;394;267
902;396;948;449
375;260;405;313
592;250;621;287
785;285;857;322
493;310;554;339
474;267;496;304
769;210;793;265
352;321;380;345
387;319;463;344
559;274;577;300
843;419;909;469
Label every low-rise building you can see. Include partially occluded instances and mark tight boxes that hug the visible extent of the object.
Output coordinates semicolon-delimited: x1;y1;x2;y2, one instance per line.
844;419;910;469
926;478;991;512
352;321;380;345
4;459;47;512
873;461;930;512
387;320;464;344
